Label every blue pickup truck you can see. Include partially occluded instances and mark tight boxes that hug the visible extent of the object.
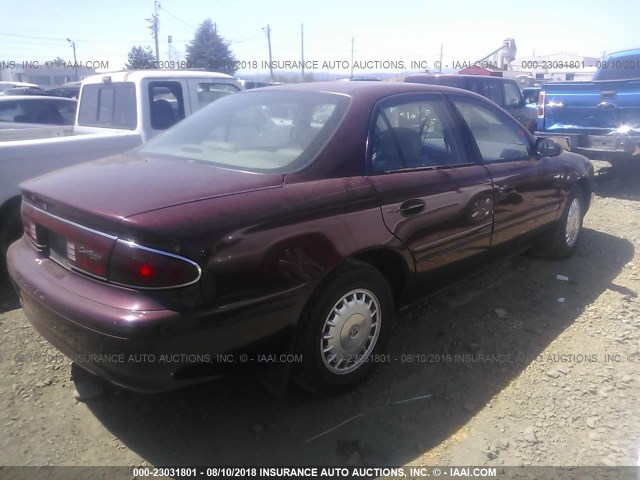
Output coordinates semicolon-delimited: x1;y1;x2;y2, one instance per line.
536;49;640;162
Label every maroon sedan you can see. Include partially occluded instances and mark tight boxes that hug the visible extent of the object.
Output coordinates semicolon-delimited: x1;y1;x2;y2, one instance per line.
7;82;594;394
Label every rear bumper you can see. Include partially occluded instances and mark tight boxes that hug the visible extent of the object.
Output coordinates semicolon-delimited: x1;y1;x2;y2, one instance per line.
535;132;640;161
7;238;310;392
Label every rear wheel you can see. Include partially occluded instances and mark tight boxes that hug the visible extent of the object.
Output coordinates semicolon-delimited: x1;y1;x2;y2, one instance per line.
295;261;394;395
534;185;584;259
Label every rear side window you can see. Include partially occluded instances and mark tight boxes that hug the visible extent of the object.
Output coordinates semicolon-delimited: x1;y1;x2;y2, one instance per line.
370;96;467;173
78;83;136;129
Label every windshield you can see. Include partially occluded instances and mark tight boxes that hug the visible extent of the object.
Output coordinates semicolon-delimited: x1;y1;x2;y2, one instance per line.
139;90;350;173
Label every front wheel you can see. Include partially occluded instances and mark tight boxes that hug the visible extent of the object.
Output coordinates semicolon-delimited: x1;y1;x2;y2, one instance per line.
295;261;394;395
535;186;585;259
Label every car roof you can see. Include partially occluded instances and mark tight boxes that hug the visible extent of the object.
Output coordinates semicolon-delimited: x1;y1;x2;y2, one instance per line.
82;70;237;85
405;73;514;82
251;80;486;103
249;80;491;115
0;95;77;102
607;48;640;59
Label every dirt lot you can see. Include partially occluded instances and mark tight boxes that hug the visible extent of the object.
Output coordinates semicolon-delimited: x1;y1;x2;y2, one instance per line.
0;161;639;472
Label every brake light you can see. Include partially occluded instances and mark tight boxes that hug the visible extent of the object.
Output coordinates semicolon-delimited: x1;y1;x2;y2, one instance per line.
108;240;201;289
537;91;546;119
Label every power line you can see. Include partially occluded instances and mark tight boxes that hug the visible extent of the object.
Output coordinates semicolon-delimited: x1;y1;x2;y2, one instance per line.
0;32;67;42
158;5;196;29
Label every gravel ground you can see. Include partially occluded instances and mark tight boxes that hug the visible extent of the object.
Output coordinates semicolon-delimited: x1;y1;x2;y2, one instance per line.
0;160;639;472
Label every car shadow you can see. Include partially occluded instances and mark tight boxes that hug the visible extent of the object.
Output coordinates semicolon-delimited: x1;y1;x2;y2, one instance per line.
81;227;633;466
0;271;20;314
594;160;640;201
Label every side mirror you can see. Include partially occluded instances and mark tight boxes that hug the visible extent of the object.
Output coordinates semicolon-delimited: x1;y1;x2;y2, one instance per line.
536;137;562;157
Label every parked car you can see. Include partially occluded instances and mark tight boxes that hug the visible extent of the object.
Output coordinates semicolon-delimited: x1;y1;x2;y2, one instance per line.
0;95;77;126
0;70;242;260
2;86;50;96
0;81;38;95
7;82;593;395
45;82;82;99
337;76;382;81
404;74;537;133
535;48;640;163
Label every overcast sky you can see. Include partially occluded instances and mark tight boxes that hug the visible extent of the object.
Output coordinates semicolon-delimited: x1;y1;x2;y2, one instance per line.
1;0;638;78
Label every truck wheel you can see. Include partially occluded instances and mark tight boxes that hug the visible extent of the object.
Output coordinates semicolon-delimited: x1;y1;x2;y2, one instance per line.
0;205;22;264
295;261;394;395
534;186;585;260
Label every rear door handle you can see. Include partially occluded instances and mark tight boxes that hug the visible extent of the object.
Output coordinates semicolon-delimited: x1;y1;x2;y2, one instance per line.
400;199;425;216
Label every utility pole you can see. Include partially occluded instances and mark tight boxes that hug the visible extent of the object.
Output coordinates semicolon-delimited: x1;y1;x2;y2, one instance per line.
264;25;274;82
66;38;78;81
350;36;354;79
147;1;161;64
439;44;443;73
168;35;172;62
301;23;305;82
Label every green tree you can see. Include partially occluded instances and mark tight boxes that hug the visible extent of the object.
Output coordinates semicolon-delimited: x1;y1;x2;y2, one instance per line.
186;19;237;75
125;45;156;70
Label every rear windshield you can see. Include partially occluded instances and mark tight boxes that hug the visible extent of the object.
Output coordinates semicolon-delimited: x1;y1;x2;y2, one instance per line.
77;82;137;129
138;90;350;173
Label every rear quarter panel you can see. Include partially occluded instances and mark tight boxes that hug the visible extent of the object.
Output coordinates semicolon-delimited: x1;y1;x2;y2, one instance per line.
120;177;410;311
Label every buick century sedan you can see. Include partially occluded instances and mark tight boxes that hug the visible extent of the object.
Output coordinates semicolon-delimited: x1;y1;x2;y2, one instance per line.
8;82;593;394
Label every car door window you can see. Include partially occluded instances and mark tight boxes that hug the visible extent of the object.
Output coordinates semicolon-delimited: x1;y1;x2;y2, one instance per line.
370;97;467;173
452;99;531;163
0;102;22;122
503;82;522;107
53;100;77;125
149;81;185;130
484;81;503;106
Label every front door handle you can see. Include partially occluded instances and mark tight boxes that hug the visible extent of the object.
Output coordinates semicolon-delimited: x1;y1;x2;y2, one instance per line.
498;184;514;195
400;199;425;216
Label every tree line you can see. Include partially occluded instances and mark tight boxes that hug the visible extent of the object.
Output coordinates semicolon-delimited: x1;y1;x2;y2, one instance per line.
125;19;237;75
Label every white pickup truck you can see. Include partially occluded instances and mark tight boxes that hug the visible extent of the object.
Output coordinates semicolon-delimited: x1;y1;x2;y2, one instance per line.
0;70;241;258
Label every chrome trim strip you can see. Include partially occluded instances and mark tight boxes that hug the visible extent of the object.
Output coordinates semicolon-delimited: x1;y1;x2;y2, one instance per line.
27;204;118;240
110;239;203;290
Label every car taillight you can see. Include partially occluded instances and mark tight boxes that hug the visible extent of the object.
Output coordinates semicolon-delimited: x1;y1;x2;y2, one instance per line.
61;228;113;278
537;91;546;119
108;240;201;289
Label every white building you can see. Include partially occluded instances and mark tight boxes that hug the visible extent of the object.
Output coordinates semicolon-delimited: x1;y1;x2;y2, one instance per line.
506;53;600;87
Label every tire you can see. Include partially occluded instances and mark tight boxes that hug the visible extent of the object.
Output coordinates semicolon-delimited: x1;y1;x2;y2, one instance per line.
534;185;585;259
295;260;394;395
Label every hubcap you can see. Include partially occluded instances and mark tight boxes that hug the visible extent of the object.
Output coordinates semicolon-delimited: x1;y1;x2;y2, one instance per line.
565;198;581;247
320;289;381;374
